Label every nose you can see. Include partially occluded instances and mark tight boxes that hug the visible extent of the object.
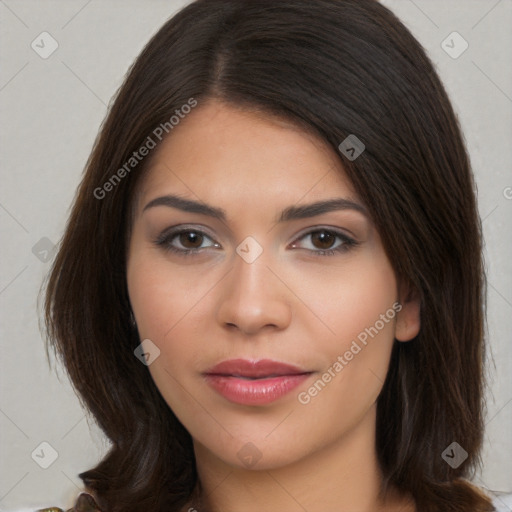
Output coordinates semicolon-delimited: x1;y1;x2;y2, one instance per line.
215;246;292;336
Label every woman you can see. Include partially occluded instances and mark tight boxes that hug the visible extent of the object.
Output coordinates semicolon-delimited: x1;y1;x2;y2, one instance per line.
40;0;500;510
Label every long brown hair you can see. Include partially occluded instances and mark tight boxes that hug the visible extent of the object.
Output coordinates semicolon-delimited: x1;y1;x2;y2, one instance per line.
44;1;493;510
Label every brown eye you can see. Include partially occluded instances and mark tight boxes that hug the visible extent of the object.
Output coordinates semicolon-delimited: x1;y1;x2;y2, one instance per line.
310;230;336;250
179;231;204;249
154;227;220;256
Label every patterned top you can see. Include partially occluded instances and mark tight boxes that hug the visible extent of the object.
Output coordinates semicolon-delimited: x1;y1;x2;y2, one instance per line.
36;492;102;512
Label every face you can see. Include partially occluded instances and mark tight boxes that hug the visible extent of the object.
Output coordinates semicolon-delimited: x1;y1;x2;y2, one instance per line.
126;99;419;471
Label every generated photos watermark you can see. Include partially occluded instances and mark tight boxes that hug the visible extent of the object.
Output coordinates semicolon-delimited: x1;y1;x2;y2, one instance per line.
94;98;198;200
298;301;402;404
134;338;161;366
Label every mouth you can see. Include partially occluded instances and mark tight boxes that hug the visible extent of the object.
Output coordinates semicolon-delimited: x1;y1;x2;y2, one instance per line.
220;374;297;380
205;358;310;377
203;359;313;405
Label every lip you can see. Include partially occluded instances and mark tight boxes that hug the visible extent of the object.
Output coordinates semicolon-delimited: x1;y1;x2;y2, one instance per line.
203;359;313;405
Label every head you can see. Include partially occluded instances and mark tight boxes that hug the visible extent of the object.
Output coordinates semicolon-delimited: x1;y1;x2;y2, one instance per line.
44;1;490;511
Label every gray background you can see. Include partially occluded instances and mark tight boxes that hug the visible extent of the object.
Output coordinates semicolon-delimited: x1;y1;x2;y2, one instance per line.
1;0;511;510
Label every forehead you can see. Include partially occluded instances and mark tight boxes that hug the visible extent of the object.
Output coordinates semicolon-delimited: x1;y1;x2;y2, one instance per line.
134;100;358;214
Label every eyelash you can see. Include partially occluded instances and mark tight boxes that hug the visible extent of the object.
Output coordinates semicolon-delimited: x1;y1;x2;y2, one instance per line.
153;226;358;258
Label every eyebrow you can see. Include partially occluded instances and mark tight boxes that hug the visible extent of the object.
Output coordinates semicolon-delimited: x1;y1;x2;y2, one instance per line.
142;194;368;223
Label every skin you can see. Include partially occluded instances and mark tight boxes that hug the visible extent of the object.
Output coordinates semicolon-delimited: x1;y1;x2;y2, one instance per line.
126;99;420;512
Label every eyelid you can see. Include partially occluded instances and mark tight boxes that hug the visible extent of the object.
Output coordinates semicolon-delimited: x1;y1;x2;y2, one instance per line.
156;224;218;242
290;225;357;244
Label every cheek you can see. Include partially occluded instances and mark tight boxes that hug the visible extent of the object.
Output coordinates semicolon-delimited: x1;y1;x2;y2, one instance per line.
126;251;217;391
127;250;218;340
289;249;398;347
293;253;398;409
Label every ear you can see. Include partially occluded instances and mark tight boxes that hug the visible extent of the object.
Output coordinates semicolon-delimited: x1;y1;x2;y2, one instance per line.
395;281;421;342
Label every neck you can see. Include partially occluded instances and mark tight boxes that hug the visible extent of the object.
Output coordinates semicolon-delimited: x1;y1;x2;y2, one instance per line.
188;404;415;512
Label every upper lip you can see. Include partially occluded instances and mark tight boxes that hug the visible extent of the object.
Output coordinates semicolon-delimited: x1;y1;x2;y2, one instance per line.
204;359;310;378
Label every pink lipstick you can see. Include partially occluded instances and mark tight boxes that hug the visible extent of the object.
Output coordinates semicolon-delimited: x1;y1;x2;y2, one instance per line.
203;359;312;405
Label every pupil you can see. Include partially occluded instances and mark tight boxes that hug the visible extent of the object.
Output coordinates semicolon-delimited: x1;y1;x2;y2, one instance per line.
180;232;202;248
312;231;334;249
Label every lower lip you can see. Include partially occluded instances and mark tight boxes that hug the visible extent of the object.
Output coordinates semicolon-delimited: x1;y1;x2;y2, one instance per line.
204;374;311;405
